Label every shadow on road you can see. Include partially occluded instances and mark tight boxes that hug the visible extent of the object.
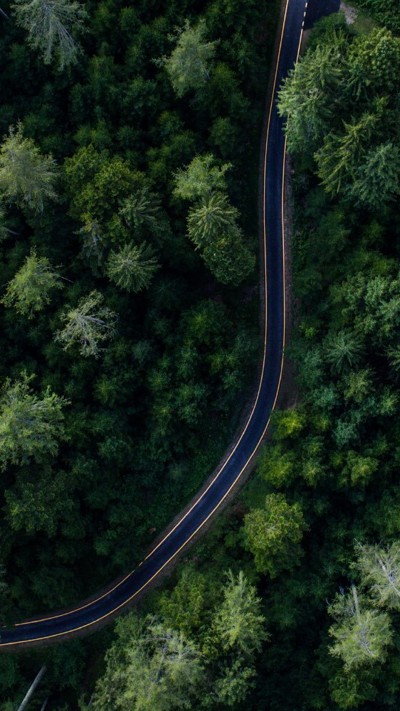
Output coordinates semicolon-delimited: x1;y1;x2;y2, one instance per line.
304;0;341;30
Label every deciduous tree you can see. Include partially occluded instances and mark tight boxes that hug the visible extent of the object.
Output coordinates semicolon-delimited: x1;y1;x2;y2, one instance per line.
92;614;204;711
0;373;67;470
212;570;267;656
174;154;231;201
355;542;400;610
0;123;58;211
55;291;117;357
243;493;307;577
2;249;63;317
328;586;392;670
161;20;216;97
12;0;87;70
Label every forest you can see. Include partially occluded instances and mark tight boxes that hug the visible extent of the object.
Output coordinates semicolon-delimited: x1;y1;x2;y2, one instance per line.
1;0;400;709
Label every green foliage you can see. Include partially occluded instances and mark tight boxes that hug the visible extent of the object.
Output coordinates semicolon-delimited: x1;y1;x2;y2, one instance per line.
12;0;87;70
162;20;217;97
350;142;400;209
187;192;255;285
158;566;209;637
2;249;63;317
328;586;392;670
107;242;160;292
55;291;117;357
0;373;67;470
278;33;347;153
188;192;239;247
174;154;232;201
243;493;307;576
0;123;58;211
0;0;279;704
212;570;267;656
92;614;204;711
355;543;400;610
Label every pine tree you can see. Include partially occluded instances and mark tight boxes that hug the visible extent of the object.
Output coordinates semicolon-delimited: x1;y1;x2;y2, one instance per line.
106;242;160;293
324;330;363;373
187;193;239;248
120;188;162;236
351;143;400;210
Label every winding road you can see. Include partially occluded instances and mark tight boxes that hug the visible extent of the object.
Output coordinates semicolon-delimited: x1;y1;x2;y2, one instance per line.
0;0;336;650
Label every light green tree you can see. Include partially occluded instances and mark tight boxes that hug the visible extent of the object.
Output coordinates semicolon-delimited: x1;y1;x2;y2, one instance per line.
0;373;67;470
12;0;87;70
161;19;216;97
243;493;307;577
0;123;58;211
174;154;231;201
214;660;256;707
55;291;117;358
106;242;160;293
354;542;400;610
212;571;268;656
328;586;392;670
2;249;63;317
92;614;204;711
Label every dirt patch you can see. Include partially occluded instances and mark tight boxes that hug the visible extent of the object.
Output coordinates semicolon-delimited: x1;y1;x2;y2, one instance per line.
340;1;357;24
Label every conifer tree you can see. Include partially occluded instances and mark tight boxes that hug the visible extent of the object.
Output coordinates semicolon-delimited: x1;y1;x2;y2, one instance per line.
107;242;160;293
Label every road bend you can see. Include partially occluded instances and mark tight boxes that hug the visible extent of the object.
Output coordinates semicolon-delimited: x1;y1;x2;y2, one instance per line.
0;0;334;650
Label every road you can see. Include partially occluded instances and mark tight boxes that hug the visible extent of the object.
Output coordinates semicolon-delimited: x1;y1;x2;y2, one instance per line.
0;0;334;650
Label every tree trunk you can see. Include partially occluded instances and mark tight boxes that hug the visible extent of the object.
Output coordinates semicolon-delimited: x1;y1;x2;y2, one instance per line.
18;665;47;711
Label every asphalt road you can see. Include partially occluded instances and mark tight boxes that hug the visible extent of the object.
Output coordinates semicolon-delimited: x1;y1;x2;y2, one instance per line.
0;0;335;650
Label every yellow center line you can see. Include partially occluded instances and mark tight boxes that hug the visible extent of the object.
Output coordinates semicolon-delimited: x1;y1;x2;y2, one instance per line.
2;0;306;648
